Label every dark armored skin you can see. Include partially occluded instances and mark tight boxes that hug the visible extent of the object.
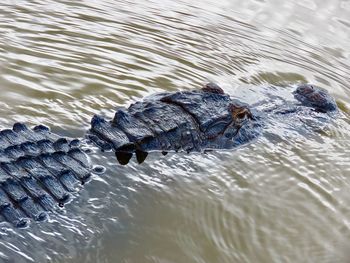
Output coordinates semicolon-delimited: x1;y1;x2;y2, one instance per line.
0;124;92;227
88;83;337;164
0;83;338;227
88;83;262;164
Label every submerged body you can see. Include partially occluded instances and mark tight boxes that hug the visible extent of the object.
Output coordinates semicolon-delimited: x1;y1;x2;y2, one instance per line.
0;83;338;227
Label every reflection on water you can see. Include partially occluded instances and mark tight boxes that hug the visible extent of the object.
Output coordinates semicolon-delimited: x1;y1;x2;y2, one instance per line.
0;0;350;262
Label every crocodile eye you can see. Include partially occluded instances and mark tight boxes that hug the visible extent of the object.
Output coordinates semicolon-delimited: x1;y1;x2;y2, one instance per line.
236;111;247;119
229;104;253;122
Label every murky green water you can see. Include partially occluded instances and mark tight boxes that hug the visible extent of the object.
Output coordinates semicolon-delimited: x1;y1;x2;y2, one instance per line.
0;0;350;262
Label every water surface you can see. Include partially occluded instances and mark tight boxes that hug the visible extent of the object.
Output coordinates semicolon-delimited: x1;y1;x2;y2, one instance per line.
0;0;350;262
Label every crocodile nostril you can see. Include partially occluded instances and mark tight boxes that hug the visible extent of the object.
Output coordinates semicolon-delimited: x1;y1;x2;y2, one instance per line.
297;85;314;95
309;92;326;103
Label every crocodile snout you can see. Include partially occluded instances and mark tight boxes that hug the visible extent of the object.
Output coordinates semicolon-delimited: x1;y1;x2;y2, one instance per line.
294;84;337;113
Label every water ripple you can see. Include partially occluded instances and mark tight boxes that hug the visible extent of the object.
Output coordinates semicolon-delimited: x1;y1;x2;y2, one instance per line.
0;0;350;262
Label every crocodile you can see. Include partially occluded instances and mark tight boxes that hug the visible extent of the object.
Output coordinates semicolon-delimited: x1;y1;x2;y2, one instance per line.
88;83;337;163
0;83;338;227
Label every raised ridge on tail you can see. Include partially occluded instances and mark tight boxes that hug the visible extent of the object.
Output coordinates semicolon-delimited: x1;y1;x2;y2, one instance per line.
0;123;92;227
